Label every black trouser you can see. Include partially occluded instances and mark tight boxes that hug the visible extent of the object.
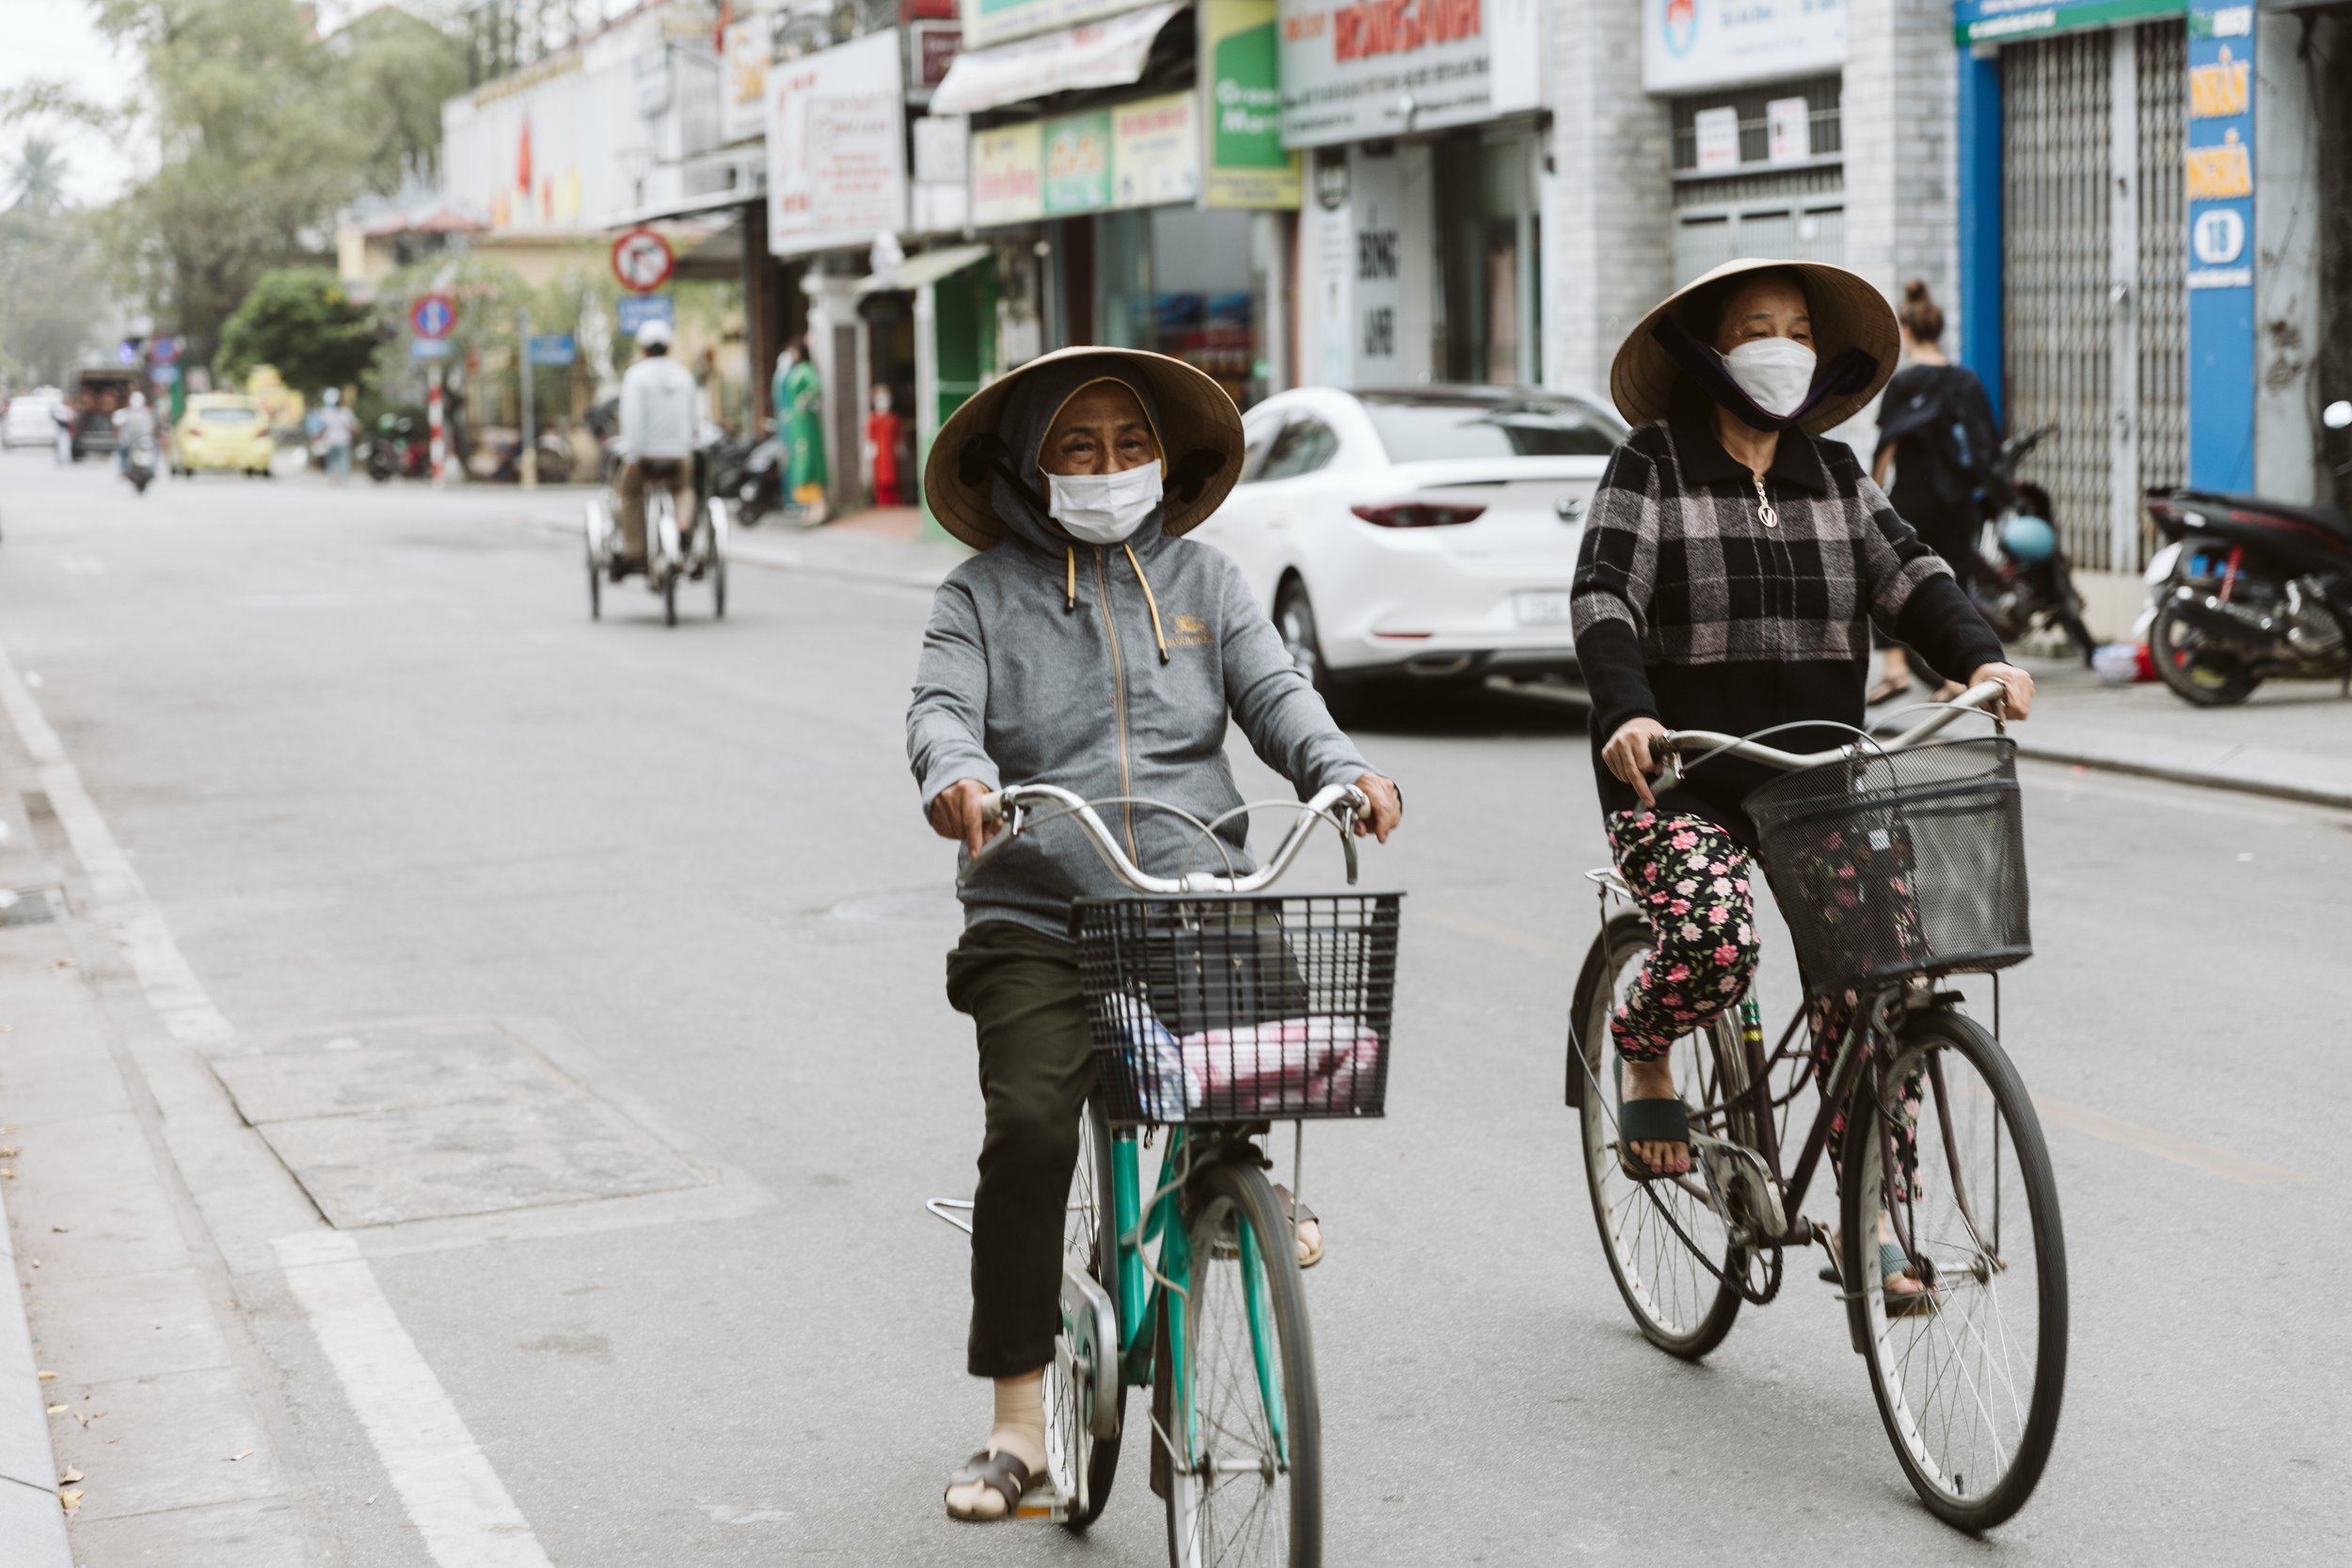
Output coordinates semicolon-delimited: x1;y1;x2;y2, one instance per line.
946;920;1099;1380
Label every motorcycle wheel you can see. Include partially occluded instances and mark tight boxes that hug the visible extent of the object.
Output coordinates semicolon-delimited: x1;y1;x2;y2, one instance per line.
2151;600;2261;706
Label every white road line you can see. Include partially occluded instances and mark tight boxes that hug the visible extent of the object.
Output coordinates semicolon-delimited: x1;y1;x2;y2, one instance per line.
0;639;553;1568
278;1233;554;1568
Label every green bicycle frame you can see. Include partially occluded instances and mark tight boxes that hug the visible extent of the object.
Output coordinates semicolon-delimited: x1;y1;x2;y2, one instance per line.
1107;1128;1290;1468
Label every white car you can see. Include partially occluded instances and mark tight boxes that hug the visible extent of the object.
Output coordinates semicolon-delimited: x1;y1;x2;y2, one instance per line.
3;389;65;449
1191;386;1628;713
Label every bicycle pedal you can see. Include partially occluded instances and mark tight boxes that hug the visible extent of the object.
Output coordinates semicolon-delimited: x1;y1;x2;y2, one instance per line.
1013;1483;1071;1523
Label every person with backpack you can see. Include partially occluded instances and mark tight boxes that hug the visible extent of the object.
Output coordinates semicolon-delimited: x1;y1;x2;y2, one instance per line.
1868;279;2005;703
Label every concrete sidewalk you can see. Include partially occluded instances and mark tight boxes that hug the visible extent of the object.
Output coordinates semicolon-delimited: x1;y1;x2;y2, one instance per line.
505;492;2349;811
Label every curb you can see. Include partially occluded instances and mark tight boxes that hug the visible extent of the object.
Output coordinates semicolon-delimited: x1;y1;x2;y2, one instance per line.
1507;681;2352;813
0;1175;73;1567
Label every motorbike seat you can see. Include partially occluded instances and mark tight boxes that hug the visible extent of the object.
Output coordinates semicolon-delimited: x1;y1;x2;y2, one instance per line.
2174;489;2352;545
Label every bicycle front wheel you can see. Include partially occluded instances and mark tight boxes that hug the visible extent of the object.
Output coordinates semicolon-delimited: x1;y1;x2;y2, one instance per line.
1163;1158;1320;1568
1045;1099;1122;1528
1573;912;1747;1359
1845;1006;2067;1529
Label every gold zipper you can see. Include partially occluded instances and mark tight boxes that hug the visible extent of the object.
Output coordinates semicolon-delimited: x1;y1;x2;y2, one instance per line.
1091;547;1140;861
1753;473;1778;530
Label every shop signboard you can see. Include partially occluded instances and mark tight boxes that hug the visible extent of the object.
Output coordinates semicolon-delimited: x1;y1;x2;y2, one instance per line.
1203;0;1299;208
720;18;771;144
1766;96;1810;163
1950;0;2185;47
1644;0;1844;95
914;115;974;232
971;121;1045;225
1111;93;1200;208
1693;106;1740;172
960;0;1152;51
767;30;909;258
2185;0;2254;490
1042;110;1113;213
1277;0;1543;150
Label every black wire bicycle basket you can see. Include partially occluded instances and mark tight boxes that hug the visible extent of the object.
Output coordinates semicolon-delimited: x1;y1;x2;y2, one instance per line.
1072;893;1402;1126
1745;736;2029;993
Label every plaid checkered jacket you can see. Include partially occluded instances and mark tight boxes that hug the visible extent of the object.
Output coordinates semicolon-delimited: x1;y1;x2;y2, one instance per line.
1571;411;2002;838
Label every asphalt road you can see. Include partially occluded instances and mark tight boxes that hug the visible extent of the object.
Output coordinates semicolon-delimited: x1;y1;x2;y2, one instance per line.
2;453;2346;1565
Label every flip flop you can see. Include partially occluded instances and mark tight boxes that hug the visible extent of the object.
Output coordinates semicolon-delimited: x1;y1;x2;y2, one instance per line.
1613;1053;1692;1182
1271;1183;1323;1269
1865;675;1914;705
945;1448;1035;1523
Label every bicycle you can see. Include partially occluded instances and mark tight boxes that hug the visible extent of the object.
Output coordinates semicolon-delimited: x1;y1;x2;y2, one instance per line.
1566;682;2067;1529
930;782;1399;1566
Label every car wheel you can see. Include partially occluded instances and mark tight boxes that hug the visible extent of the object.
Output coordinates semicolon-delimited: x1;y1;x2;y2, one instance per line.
1275;578;1365;724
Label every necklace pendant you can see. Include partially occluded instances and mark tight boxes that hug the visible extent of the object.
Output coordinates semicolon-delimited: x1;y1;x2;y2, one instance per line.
1754;476;1777;530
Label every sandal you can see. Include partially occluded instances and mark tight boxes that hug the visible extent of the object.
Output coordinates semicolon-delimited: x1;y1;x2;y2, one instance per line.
944;1448;1035;1523
1819;1240;1940;1317
1865;675;1914;706
1271;1183;1324;1269
1613;1054;1691;1182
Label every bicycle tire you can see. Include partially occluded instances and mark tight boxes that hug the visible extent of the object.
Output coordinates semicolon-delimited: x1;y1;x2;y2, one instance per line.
1162;1157;1321;1568
1573;911;1746;1359
1046;1100;1123;1528
1843;1006;2067;1529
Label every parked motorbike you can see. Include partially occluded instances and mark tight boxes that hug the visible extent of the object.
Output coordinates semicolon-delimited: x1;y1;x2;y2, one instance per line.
121;436;157;496
2140;400;2352;706
363;415;430;483
489;430;577;485
706;433;784;527
1969;425;2096;662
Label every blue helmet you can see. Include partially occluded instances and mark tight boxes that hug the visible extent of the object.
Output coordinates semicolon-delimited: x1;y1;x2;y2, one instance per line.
2001;514;2058;564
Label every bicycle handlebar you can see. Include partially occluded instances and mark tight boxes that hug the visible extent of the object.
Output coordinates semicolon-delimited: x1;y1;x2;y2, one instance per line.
961;783;1372;895
1650;678;2010;794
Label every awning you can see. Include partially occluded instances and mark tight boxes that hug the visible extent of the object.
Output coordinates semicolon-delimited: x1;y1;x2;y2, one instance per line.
929;2;1184;117
856;243;993;296
599;183;762;231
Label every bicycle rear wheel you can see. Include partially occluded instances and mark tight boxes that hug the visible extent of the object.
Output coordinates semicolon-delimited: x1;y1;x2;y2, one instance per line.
1573;912;1747;1358
1163;1157;1320;1568
1045;1099;1122;1528
1844;1006;2067;1529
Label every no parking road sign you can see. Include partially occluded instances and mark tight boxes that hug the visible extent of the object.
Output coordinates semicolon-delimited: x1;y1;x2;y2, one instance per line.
410;293;458;340
611;227;675;293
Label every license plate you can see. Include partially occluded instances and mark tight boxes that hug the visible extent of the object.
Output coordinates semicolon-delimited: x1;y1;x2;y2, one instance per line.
1515;591;1576;626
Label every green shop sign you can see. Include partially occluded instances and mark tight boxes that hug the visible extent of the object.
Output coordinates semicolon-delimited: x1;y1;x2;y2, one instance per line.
1203;0;1298;209
1042;111;1113;214
1951;0;2187;47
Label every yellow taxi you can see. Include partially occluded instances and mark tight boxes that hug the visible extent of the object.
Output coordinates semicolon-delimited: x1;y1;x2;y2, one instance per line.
170;393;276;476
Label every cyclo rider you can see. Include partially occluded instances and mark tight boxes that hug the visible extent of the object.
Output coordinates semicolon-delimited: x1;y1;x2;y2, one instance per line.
905;346;1403;1523
612;317;699;578
1568;257;2035;1307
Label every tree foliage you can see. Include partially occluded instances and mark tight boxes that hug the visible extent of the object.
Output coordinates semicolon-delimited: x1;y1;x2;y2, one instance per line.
215;267;379;393
0;136;110;387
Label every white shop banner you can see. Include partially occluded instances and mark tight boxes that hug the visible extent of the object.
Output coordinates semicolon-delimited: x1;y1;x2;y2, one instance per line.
1277;0;1542;150
767;30;909;258
1644;0;1845;96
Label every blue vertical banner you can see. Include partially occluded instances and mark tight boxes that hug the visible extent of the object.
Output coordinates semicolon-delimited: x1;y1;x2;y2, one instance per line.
2185;1;2256;491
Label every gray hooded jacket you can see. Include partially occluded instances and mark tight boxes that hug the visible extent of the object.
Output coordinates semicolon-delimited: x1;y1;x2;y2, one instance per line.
907;357;1375;936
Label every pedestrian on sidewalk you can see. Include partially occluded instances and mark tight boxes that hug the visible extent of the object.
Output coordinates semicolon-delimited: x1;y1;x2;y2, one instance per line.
908;346;1403;1524
52;396;75;465
772;335;828;523
317;388;358;481
1573;258;2032;1290
865;382;905;507
1869;278;2005;702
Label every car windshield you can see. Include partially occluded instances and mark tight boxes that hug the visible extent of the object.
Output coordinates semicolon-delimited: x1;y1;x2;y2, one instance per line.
199;407;261;424
1359;394;1624;462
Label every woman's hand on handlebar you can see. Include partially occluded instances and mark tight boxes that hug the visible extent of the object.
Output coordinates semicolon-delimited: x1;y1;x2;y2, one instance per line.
1352;773;1403;843
1602;718;1672;807
1968;662;2035;721
929;779;1001;859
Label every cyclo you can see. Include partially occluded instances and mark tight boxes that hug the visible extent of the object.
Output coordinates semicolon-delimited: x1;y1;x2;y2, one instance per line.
935;782;1400;1566
1568;683;2068;1530
581;446;729;626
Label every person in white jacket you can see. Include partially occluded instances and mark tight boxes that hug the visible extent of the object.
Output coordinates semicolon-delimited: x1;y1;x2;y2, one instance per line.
613;319;698;572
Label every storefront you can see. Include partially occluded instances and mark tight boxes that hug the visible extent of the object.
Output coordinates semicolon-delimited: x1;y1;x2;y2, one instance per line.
1279;0;1546;388
936;0;1301;406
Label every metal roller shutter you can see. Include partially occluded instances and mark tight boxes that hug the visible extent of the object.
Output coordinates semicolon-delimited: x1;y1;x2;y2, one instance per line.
2136;20;2188;565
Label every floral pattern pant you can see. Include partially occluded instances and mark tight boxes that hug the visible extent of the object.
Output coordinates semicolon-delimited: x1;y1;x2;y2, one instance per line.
1606;810;1920;1204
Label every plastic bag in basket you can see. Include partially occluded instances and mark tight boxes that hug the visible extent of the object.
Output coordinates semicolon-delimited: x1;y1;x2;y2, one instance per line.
1106;993;1200;1122
1182;1016;1382;1116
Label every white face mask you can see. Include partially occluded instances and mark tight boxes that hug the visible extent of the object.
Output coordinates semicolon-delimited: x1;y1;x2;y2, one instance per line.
1047;464;1163;545
1720;339;1819;419
873;390;892;412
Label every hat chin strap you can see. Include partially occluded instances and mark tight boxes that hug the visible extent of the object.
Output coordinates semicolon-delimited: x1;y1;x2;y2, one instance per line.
1650;316;1876;433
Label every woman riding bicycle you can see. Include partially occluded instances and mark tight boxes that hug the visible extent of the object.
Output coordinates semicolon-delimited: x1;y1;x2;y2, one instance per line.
1568;259;2033;1305
906;347;1402;1523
